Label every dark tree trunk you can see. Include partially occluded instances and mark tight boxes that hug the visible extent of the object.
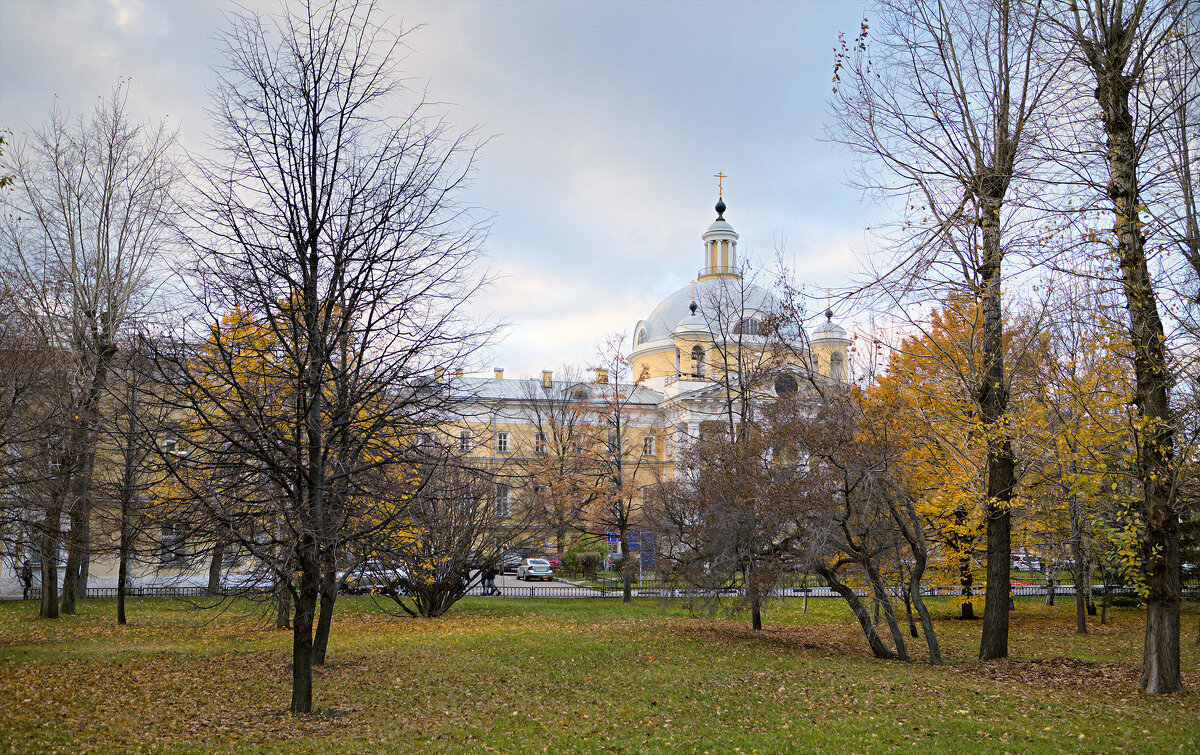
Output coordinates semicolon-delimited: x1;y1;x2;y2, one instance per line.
276;577;291;630
39;508;60;619
312;566;337;665
208;544;223;593
619;531;632;603
904;593;918;638
960;554;976;620
1045;565;1056;606
117;513;130;626
1070;495;1088;633
1077;6;1181;692
817;564;896;660
290;575;318;714
751;589;762;631
864;558;908;661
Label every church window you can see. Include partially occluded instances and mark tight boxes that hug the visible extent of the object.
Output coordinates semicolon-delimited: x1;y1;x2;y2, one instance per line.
643;435;656;457
734;317;760;336
691;345;705;378
775;375;798;395
535;432;548;454
607;433;620;453
831;353;845;381
459;430;473;452
496;432;509;454
635;326;647;346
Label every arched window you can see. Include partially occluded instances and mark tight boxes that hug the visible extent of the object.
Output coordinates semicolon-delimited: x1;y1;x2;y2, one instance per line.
635;326;648;346
775;375;798;395
831;353;845;381
734;317;760;336
691;345;705;378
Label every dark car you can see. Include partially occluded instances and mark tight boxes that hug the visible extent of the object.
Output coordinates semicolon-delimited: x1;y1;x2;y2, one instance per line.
500;549;531;574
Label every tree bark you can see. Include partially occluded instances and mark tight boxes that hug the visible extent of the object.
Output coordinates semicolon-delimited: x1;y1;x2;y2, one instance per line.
276;577;292;630
817;564;897;660
978;187;1015;659
117;513;130;626
1075;1;1181;692
289;574;318;714
39;508;60;619
312;566;337;665
208;544;223;593
1070;494;1088;633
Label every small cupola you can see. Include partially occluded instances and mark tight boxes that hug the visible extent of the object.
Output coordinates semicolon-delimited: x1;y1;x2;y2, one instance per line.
698;190;740;281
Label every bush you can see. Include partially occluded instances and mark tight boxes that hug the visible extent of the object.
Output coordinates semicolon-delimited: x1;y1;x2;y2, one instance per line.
577;552;601;576
564;536;610;573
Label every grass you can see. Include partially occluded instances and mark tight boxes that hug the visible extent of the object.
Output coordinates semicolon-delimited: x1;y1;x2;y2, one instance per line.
0;595;1197;754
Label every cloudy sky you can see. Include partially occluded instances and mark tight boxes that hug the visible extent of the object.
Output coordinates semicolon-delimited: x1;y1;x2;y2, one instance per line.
2;0;879;377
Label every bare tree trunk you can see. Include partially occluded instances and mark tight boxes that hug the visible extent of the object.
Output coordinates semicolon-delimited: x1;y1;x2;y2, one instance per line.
1072;0;1182;693
619;531;633;603
1070;495;1088;633
978;187;1016;661
276;577;291;630
290;573;318;714
312;565;337;666
117;513;130;626
959;553;976;620
1045;564;1056;606
817;564;897;660
39;508;60;619
208;544;223;593
864;559;908;661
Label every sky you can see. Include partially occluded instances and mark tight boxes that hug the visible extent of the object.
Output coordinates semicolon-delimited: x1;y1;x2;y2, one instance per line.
1;0;880;378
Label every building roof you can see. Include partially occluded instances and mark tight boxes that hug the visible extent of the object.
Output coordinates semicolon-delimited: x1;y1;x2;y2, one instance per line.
638;278;777;345
445;376;666;406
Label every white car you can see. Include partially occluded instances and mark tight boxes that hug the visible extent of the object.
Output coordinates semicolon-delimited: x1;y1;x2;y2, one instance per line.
516;558;554;582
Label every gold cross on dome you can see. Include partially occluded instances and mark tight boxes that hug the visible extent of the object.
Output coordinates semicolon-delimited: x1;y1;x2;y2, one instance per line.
714;171;726;196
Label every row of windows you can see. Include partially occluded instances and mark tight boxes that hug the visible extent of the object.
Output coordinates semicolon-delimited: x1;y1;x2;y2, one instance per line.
459;430;659;457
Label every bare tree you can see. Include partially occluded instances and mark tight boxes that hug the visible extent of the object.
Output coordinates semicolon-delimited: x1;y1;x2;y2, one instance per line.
516;366;598;556
829;0;1064;660
0;85;178;616
1055;0;1198;694
158;0;494;713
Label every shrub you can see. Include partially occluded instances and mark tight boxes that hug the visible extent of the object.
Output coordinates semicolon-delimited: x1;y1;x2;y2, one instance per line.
577;552;601;576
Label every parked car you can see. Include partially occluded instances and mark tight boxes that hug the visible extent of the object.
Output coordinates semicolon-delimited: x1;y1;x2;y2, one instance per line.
546;557;562;570
339;561;409;595
516;558;554;581
500;549;531;574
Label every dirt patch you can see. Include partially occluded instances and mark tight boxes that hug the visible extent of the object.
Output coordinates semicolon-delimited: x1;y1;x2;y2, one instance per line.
955;656;1143;690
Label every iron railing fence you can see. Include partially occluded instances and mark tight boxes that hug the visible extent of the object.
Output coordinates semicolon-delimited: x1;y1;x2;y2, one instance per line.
9;578;1197;602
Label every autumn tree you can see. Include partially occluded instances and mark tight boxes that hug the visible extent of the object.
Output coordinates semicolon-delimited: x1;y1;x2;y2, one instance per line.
516;366;600;556
0;85;178;616
830;0;1065;659
158;0;494;713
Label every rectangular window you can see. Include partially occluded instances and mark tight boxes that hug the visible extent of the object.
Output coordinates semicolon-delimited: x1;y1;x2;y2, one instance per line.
643;435;656;457
494;484;512;518
160;523;188;565
496;432;509;454
459;430;473;452
607;433;620;454
534;432;548;455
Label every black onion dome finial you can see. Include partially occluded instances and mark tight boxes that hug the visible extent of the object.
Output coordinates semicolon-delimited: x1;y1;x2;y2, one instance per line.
825;308;834;321
690;300;699;315
715;196;727;220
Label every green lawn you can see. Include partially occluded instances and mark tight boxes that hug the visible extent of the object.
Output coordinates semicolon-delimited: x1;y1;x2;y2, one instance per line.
0;596;1197;753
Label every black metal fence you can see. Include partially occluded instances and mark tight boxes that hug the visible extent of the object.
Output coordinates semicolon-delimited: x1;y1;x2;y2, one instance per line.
9;578;1197;602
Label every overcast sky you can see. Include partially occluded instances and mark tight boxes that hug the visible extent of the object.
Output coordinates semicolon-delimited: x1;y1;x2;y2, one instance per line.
2;0;880;378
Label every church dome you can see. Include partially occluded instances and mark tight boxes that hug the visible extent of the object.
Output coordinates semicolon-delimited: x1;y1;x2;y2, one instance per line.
811;308;850;343
637;278;777;345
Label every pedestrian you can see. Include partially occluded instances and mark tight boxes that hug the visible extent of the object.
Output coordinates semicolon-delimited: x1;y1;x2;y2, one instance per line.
483;564;499;595
20;559;33;600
